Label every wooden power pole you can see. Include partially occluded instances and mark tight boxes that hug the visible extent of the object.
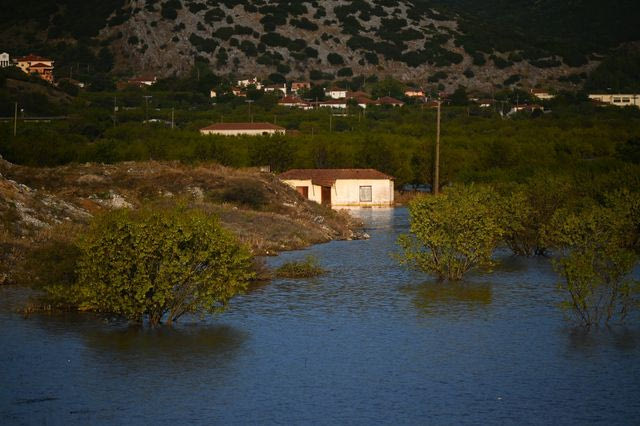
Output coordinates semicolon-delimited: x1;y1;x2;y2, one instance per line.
13;102;18;136
434;100;441;195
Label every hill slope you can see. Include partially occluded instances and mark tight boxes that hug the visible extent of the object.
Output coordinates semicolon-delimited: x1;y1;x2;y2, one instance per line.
1;0;639;91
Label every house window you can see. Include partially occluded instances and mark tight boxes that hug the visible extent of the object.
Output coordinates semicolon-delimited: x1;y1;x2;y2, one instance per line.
359;185;372;202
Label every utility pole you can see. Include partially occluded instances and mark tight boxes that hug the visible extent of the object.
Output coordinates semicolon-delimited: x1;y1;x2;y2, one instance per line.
113;96;117;127
434;100;441;195
13;102;18;136
143;95;152;124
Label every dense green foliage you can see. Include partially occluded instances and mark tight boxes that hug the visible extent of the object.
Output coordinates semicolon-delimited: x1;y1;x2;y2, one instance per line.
399;185;504;281
2;86;640;195
40;207;254;326
543;191;640;327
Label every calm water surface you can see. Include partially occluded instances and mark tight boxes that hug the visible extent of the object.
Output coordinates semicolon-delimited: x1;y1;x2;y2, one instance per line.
1;208;639;425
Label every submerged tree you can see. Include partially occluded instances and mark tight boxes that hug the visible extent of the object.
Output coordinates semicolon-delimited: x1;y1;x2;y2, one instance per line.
398;185;504;281
500;175;574;256
76;206;254;326
543;191;640;327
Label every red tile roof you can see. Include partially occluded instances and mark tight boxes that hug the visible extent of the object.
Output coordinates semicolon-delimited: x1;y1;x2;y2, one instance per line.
279;168;394;186
17;54;53;62
200;122;285;131
29;63;53;68
278;96;307;104
377;96;405;105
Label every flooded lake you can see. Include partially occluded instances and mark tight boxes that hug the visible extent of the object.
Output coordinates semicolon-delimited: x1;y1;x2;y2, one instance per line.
1;208;639;424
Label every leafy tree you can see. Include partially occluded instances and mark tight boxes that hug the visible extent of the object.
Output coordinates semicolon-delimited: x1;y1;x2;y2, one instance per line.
500;175;573;256
543;193;640;327
370;76;405;99
75;207;254;326
398;185;504;281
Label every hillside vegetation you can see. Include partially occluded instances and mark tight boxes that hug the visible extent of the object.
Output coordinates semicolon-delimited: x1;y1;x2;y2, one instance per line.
1;0;639;91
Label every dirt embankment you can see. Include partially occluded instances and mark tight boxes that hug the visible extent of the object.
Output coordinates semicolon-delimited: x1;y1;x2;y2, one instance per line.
0;158;365;284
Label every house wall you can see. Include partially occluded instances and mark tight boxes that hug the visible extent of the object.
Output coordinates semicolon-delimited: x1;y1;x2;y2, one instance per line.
589;94;640;107
281;179;322;203
333;179;394;207
200;128;283;136
0;53;9;68
282;178;394;207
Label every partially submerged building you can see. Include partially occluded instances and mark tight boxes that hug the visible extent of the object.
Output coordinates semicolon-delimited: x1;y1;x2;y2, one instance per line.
279;168;394;208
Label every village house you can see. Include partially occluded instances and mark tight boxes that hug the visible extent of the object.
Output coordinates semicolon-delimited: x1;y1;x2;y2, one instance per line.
291;82;311;94
508;104;544;115
264;84;287;96
530;88;555;100
376;96;405;107
588;94;640;108
0;52;10;68
404;90;425;98
278;96;313;110
318;98;348;109
325;87;348;99
16;54;54;82
199;122;286;136
237;77;262;90
126;74;157;87
279;168;394;208
476;99;495;108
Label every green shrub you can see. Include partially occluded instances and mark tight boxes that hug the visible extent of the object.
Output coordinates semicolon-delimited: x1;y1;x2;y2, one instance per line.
275;255;327;278
398;185;504;281
222;179;267;208
75;207;254;326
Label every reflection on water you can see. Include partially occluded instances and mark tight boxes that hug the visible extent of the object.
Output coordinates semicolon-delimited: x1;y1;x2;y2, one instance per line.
1;207;639;424
403;281;492;316
83;324;247;360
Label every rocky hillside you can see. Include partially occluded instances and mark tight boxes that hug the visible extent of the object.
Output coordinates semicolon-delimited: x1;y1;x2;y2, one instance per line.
2;0;640;91
0;158;364;284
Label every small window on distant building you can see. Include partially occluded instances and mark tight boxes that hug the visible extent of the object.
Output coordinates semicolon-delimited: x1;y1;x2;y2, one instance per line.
359;185;372;202
613;98;622;103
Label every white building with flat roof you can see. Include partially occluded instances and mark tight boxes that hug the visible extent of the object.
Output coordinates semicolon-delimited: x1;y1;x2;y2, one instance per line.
200;122;286;136
589;94;640;108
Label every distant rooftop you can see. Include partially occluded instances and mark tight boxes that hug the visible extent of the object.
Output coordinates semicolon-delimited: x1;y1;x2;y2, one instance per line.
200;122;285;131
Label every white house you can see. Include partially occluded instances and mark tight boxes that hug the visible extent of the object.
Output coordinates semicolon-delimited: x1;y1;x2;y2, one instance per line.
237;77;262;90
530;89;555;100
279;168;394;208
318;99;348;109
325;87;348;99
200;122;286;136
0;52;9;68
589;94;640;108
278;96;313;110
264;84;287;96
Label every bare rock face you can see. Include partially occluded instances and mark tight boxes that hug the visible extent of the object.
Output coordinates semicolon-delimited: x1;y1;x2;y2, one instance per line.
0;174;91;237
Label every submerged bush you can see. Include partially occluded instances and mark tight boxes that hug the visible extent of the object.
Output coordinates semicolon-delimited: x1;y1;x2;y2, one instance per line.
275;255;327;278
543;191;640;327
72;207;254;326
398;185;504;281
